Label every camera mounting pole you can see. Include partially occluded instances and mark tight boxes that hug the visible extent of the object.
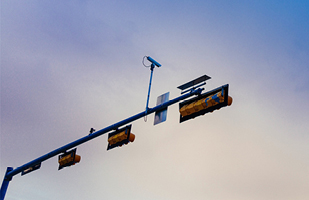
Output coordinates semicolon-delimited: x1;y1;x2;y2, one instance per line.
144;56;161;116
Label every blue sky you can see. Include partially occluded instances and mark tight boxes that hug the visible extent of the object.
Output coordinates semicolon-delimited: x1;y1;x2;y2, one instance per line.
1;1;309;200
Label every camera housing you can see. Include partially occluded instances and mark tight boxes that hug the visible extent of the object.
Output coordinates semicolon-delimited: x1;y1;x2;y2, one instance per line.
147;56;161;67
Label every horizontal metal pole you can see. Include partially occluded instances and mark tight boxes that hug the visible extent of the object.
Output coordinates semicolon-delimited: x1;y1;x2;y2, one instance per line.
5;88;203;179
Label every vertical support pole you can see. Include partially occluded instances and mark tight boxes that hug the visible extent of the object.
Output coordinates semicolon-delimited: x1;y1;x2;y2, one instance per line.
0;167;13;200
145;64;155;115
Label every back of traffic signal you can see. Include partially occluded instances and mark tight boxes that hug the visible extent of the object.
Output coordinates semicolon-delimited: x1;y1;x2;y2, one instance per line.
58;148;81;170
179;84;232;123
107;125;135;150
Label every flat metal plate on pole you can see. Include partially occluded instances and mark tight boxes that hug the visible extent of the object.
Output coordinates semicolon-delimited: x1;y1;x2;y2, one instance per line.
177;75;211;91
154;92;170;125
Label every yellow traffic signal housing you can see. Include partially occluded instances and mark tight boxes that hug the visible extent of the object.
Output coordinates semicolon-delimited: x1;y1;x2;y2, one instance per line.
179;84;232;123
107;124;135;150
58;148;81;170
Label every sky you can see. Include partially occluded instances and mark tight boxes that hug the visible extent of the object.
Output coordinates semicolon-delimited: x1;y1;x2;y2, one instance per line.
1;0;309;199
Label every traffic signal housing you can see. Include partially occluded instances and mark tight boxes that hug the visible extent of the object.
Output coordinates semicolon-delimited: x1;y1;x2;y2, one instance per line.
179;84;232;123
107;124;135;150
58;148;81;170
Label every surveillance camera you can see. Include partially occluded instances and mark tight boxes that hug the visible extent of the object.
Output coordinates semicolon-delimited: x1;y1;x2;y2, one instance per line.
147;56;162;67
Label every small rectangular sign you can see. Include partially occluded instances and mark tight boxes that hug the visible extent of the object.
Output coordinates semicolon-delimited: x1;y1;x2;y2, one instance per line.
177;75;211;91
21;163;41;176
154;92;169;125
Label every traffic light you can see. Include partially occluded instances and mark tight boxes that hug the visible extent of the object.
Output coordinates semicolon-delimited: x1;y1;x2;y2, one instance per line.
179;84;232;123
58;148;81;170
107;124;135;150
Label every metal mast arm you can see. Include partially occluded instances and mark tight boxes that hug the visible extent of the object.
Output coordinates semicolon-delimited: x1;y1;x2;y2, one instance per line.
2;88;203;180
